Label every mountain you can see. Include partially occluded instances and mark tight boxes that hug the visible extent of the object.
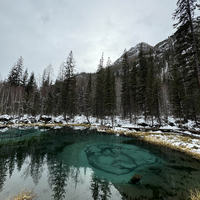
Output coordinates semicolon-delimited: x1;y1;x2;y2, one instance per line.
114;42;153;65
114;36;174;66
112;36;174;78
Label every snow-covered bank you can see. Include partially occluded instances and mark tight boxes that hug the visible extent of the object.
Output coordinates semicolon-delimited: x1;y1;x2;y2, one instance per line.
106;127;200;160
0;114;200;160
1;114;199;131
0;114;200;136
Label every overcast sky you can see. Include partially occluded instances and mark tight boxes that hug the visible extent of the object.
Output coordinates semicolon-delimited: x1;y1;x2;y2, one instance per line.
0;0;178;80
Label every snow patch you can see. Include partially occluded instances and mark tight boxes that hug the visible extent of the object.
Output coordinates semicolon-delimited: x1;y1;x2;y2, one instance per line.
54;126;62;129
73;126;87;130
0;127;8;132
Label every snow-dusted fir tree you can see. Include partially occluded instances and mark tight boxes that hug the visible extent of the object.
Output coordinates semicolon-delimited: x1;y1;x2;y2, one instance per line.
103;57;116;127
173;0;200;87
61;51;77;119
22;68;28;88
146;49;161;125
172;0;200;121
130;61;138;124
95;53;105;122
121;49;132;122
8;56;24;86
24;71;39;115
137;44;148;120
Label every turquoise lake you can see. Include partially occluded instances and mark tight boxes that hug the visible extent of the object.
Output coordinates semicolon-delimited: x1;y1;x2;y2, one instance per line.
0;127;200;199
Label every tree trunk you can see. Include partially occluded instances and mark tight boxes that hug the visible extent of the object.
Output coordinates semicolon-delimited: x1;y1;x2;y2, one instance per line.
85;114;91;125
111;115;114;128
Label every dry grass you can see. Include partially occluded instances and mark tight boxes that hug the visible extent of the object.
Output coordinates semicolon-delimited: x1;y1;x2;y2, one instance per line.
189;189;200;200
177;136;193;143
66;123;91;127
145;135;200;160
104;128;200;161
6;123;92;128
6;189;37;200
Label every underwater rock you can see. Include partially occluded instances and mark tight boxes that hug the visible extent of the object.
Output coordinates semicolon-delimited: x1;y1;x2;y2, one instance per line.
84;143;161;176
129;174;142;184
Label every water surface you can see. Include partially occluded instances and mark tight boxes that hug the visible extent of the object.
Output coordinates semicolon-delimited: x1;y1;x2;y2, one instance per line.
0;127;200;199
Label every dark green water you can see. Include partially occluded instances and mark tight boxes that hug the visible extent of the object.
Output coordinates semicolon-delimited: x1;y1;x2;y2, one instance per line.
0;127;200;199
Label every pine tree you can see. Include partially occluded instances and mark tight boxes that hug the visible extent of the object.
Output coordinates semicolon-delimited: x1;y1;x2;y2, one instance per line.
85;73;93;123
121;50;132;122
24;72;38;115
137;44;148;120
130;61;138;123
95;53;105;122
8;56;24;86
26;72;36;95
146;49;161;125
22;68;28;88
173;0;200;87
170;62;186;121
22;69;29;114
103;58;116;126
46;91;54;115
6;56;25;115
32;89;40;116
61;51;77;119
172;0;200;121
53;79;63;116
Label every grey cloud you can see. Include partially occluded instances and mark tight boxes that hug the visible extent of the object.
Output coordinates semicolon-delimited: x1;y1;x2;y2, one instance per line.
40;14;50;25
0;0;177;79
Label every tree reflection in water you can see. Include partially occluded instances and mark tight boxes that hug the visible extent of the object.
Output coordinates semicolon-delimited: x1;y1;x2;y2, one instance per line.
0;128;116;200
0;156;7;192
90;174;111;200
48;159;68;200
0;130;79;200
1;127;200;199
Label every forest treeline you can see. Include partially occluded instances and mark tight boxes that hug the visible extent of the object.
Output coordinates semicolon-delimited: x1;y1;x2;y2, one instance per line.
0;0;200;125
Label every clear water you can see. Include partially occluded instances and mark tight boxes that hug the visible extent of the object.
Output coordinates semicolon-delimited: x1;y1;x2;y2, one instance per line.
0;127;200;199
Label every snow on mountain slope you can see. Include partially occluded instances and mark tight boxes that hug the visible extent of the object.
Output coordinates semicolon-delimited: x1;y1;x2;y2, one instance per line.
114;36;174;66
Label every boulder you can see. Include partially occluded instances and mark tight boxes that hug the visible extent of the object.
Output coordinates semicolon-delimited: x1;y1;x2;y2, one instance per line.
19;119;30;124
128;174;142;184
40;116;52;123
138;123;149;127
0;116;12;122
168;122;175;126
98;125;109;131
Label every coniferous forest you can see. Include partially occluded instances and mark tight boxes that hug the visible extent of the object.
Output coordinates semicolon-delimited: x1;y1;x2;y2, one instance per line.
1;0;200;126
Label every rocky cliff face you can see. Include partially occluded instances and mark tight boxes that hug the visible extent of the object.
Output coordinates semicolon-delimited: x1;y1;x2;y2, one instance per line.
114;36;174;66
114;42;153;65
112;36;175;79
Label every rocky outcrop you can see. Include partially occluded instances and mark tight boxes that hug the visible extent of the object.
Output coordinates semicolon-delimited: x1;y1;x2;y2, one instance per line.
128;174;142;184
